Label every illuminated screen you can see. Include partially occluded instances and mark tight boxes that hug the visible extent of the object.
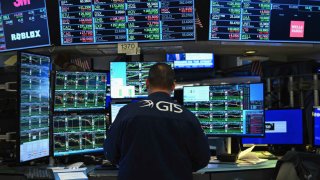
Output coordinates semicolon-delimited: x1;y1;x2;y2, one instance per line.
166;53;214;69
53;113;108;156
209;0;320;43
54;71;107;112
313;107;320;146
111;103;127;123
242;109;303;145
0;0;50;52
183;83;264;137
19;52;51;162
110;62;173;99
59;0;195;45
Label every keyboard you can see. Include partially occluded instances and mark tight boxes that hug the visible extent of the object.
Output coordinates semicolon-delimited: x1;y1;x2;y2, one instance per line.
94;164;118;171
24;167;54;179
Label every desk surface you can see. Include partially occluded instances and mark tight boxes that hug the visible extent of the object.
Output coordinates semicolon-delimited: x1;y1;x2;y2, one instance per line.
197;160;277;174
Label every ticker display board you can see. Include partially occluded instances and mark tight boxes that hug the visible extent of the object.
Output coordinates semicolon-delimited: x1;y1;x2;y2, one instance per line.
209;0;320;43
59;0;195;45
0;0;50;52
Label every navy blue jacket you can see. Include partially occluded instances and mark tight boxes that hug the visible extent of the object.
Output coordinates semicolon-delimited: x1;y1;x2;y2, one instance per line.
104;92;210;180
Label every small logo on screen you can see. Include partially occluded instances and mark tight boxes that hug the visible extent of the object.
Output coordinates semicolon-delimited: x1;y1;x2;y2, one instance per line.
11;30;41;41
312;112;320;117
265;123;274;130
13;0;30;7
290;21;305;38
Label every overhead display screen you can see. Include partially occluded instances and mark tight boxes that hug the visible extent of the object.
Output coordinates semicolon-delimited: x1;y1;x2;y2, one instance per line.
209;0;320;43
0;0;50;52
59;0;195;45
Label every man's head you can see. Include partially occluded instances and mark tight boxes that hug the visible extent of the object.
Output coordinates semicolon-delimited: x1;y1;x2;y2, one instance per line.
146;63;175;95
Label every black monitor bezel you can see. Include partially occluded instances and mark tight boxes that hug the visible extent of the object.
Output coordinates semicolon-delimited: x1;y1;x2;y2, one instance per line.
17;51;52;163
52;70;109;113
241;108;305;146
183;82;265;137
109;61;174;99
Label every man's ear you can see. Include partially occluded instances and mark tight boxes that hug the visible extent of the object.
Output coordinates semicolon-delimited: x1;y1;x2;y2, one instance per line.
146;79;150;89
171;81;176;91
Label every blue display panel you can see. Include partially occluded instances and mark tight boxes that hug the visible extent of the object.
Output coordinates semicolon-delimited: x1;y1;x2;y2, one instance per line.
166;53;214;69
19;52;51;162
242;109;303;145
59;0;195;45
313;107;320;146
53;113;108;156
183;83;264;137
0;0;50;52
54;71;107;112
209;0;320;43
110;62;173;99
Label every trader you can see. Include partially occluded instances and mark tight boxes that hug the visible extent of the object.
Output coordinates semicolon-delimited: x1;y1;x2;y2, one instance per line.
104;63;210;180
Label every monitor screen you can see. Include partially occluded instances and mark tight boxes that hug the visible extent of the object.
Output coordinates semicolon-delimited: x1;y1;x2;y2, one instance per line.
166;53;214;69
183;83;264;137
59;0;195;45
313;107;320;146
53;113;108;156
54;71;107;112
110;62;173;99
0;0;50;52
242;109;303;145
209;0;320;43
19;52;51;162
111;103;128;123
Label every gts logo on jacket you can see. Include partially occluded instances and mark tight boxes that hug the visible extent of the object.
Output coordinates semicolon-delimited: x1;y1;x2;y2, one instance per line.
140;100;183;113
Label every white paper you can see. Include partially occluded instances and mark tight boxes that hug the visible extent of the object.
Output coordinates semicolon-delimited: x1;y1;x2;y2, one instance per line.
57;172;88;180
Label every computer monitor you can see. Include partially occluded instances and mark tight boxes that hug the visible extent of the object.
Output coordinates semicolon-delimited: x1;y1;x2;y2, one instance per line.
110;62;173;99
0;0;51;52
313;107;320;147
54;71;107;112
18;52;51;162
242;109;303;145
183;83;264;137
53;113;109;156
111;103;128;123
58;0;195;45
166;53;214;69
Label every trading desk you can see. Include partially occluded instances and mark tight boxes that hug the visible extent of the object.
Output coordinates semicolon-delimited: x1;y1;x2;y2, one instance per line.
0;160;277;180
88;160;277;180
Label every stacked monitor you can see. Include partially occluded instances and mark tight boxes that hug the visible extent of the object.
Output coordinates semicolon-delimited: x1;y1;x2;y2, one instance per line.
209;0;320;43
242;109;303;145
54;72;107;112
18;52;51;162
110;62;173;99
313;107;320;147
53;113;107;156
166;53;214;69
58;0;195;45
53;71;109;157
0;0;50;52
183;83;264;137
